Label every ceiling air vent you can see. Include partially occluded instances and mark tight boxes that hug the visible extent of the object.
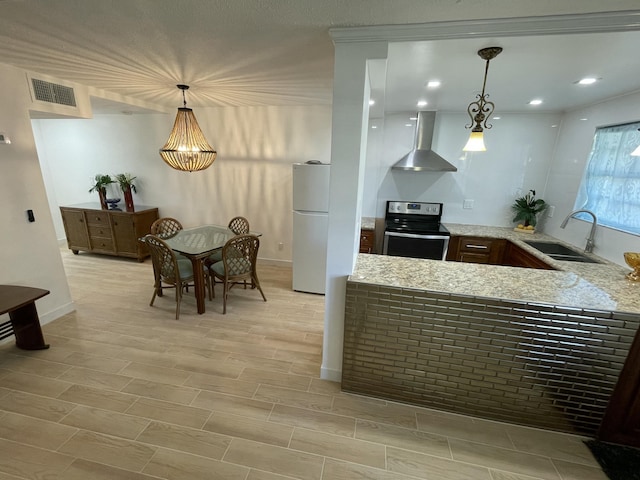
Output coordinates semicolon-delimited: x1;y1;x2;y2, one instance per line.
31;78;76;107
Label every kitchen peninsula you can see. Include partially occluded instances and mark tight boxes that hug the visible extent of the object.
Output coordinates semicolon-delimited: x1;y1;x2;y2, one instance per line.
343;225;640;436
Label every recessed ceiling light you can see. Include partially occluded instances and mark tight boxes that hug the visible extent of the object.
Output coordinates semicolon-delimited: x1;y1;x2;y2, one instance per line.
369;99;375;105
405;123;413;127
427;81;441;88
577;77;597;85
493;116;501;120
417;100;428;107
371;125;378;129
580;118;588;121
528;99;543;106
409;116;417;121
551;124;558;128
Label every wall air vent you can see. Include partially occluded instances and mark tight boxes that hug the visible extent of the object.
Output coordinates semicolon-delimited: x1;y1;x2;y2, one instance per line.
31;78;76;107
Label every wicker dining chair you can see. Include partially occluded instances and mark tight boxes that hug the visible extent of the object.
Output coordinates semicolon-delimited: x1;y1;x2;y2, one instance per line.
145;234;209;319
208;234;266;314
149;217;188;290
206;216;251;266
150;217;183;239
228;216;250;235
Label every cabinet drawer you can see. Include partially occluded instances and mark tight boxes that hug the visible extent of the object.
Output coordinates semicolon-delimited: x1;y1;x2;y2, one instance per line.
90;237;115;251
456;236;505;264
88;224;113;238
459;237;494;252
85;212;111;226
459;252;491;263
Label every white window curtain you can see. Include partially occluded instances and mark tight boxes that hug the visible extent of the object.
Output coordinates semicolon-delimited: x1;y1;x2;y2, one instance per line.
575;121;640;235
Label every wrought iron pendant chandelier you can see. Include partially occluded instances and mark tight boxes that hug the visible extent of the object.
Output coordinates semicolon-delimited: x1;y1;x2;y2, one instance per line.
159;84;217;172
463;47;503;152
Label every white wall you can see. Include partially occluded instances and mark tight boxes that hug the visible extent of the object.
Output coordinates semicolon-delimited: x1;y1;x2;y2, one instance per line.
33;105;333;263
362;111;562;226
0;63;74;324
361;105;640;267
544;91;640;265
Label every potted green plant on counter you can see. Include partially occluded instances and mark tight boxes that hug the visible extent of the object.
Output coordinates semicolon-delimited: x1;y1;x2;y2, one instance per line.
512;189;547;233
115;173;137;212
89;174;114;210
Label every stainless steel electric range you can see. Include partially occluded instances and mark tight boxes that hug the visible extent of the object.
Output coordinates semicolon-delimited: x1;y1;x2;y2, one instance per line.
382;201;450;260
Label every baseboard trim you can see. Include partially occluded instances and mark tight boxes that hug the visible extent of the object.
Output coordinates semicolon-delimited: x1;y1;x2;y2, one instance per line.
257;258;291;268
40;301;76;326
320;366;342;382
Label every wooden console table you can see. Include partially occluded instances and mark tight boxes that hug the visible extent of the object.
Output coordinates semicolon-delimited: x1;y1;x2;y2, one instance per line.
0;285;50;350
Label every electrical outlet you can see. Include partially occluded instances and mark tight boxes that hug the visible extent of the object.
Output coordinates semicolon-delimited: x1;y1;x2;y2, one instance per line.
547;205;555;218
463;199;475;209
278;242;284;251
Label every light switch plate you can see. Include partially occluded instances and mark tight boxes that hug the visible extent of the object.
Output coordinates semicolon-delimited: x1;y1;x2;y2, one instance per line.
0;132;10;144
463;199;475;209
547;205;555;218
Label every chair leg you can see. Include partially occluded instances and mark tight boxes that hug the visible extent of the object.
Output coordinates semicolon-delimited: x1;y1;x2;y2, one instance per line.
210;270;218;300
175;282;182;320
150;280;161;306
207;270;214;301
222;279;229;314
150;290;157;307
253;275;267;302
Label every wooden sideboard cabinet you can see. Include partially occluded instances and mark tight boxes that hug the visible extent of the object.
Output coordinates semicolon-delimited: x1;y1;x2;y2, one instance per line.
60;203;159;262
359;229;375;253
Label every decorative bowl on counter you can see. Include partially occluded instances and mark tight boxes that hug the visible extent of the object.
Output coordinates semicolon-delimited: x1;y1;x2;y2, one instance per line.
106;198;121;210
624;252;640;282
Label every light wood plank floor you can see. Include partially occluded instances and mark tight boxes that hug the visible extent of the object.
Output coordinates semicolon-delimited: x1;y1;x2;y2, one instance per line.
0;248;608;479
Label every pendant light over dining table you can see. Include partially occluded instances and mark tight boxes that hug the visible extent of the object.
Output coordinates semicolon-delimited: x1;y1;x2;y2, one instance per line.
463;47;503;152
159;84;217;172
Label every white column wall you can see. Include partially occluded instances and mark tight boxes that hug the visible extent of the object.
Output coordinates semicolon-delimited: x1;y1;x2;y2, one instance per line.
322;41;388;381
0;63;74;324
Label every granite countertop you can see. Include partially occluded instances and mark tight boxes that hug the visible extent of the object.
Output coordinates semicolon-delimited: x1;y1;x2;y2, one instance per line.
360;217;376;230
350;223;640;314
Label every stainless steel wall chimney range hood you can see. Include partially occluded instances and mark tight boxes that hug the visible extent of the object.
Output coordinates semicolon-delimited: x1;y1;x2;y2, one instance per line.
392;111;457;172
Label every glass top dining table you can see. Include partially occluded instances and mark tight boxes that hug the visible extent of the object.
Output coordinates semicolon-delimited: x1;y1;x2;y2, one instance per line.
161;225;260;314
163;224;235;257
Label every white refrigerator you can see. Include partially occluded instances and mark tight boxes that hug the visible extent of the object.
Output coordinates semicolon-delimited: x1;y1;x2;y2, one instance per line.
292;162;330;294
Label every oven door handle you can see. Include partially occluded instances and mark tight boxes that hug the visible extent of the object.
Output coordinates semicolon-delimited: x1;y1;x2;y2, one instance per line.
384;231;449;240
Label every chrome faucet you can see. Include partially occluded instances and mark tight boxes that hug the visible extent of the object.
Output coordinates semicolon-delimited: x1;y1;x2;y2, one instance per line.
560;209;598;253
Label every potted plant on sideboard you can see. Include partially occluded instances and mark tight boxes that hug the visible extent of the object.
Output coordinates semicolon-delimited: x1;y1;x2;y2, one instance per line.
511;189;548;233
115;173;137;212
88;174;114;210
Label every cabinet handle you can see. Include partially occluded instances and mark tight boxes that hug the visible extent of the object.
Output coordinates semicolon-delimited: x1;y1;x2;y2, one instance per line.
465;244;488;249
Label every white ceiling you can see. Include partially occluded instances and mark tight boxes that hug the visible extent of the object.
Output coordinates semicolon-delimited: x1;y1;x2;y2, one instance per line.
378;31;640;116
1;1;640;116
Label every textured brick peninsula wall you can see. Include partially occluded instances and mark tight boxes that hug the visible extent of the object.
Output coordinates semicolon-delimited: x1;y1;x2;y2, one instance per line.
342;281;640;435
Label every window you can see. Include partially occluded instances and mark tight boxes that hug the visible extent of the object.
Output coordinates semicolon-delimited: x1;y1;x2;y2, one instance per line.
574;121;640;235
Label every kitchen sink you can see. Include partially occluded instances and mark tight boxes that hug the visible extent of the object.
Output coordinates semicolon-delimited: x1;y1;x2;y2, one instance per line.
524;241;600;264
